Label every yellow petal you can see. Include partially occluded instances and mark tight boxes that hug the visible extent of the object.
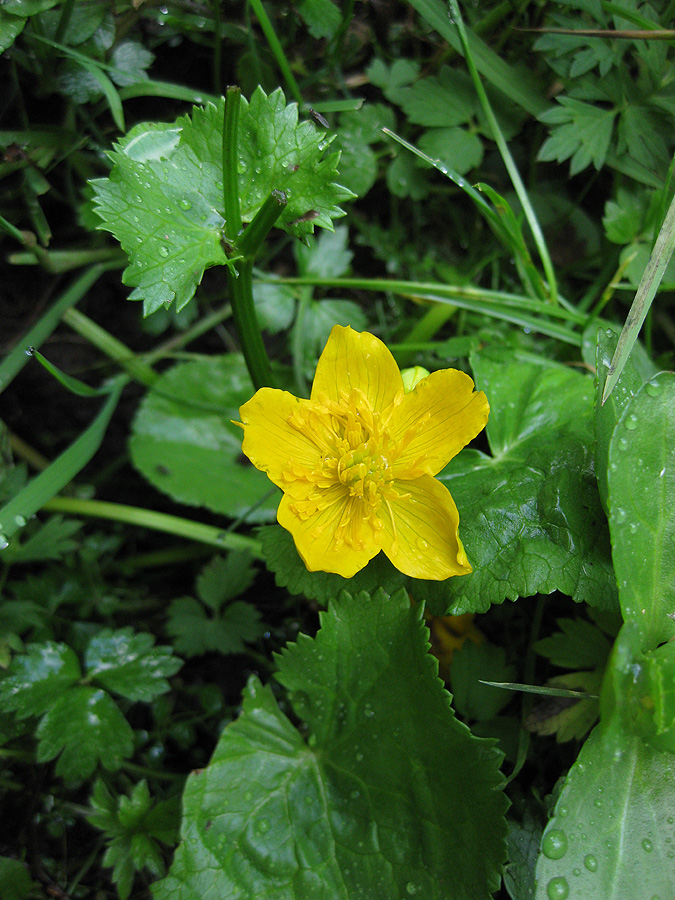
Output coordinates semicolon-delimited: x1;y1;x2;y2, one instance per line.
389;369;489;477
381;475;472;580
311;325;403;412
277;491;379;577
238;389;321;495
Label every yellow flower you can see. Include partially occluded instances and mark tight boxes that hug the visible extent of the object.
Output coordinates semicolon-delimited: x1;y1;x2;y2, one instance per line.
236;325;489;579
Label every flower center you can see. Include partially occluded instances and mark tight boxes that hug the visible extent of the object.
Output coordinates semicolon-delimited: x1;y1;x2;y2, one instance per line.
285;389;403;550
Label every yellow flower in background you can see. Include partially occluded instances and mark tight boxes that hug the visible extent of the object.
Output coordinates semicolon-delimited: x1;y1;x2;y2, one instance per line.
236;325;489;580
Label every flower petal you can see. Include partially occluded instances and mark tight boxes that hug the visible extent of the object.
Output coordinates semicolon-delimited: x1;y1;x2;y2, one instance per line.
381;475;472;579
389;369;489;477
311;325;403;411
277;491;379;577
238;389;321;495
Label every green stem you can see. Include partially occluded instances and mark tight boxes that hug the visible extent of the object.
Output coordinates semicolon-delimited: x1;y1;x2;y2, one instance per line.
248;0;303;104
222;86;243;241
228;260;276;389
62;308;158;386
42;497;264;557
54;0;76;42
236;189;287;257
398;302;458;366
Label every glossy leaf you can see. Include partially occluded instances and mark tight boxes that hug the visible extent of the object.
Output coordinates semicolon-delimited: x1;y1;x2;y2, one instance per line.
154;589;507;900
0;642;80;718
607;372;675;646
92;88;353;315
35;686;134;780
534;725;675;900
430;348;617;614
129;355;279;522
84;628;182;702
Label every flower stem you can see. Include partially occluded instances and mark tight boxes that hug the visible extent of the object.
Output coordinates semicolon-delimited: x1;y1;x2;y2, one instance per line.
222;86;242;241
236;189;287;258
228;260;275;389
42;496;264;557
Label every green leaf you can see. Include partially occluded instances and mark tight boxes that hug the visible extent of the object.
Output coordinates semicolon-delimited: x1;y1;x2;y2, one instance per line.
154;589;507;899
525;670;601;742
0;10;26;52
129;354;279;522
450;641;516;720
538;97;616;174
392;67;477;127
93;88;354;315
593;324;648;510
36;686;134;780
88;779;180;900
534;726;675;900
1;515;82;563
607;372;675;647
429;348;617;615
109;41;155;87
0;857;34;900
295;225;353;279
504;813;541;900
296;0;341;39
91;121;229;316
252;282;296;334
196;552;256;611
165;596;264;658
0;642;81;718
534;618;612;670
418;127;483;176
84;627;182;702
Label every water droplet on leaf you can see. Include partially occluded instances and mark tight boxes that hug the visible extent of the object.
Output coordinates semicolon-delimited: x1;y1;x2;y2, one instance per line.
546;876;569;899
624;414;638;431
543;829;568;860
584;854;598;872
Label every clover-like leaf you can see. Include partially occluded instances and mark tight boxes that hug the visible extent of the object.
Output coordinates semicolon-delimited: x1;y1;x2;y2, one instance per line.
84;627;182;702
92;87;353;315
154;589;507;900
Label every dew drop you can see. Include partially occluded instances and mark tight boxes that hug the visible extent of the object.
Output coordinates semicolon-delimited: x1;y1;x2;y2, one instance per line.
614;508;627;524
355;752;364;762
179;198;192;210
256;818;270;833
159;246;170;257
0;534;9;550
416;538;429;551
644;380;662;397
624;414;638;431
406;883;419;895
584;854;598;872
546;876;569;900
14;515;26;528
617;436;629;451
572;868;580;877
543;829;568;860
642;838;653;852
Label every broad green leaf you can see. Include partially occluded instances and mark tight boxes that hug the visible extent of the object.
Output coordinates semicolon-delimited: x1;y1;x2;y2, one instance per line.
91;121;228;315
0;10;26;52
1;0;58;14
35;686;134;780
84;628;182;702
154;589;507;900
0;642;80;718
429;349;617;615
534;726;675;900
592;323;657;509
93;87;353;314
129;355;279;522
607;372;675;647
